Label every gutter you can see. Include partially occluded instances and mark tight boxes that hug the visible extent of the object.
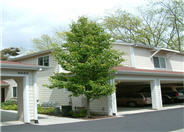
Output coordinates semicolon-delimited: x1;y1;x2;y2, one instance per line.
115;70;184;78
1;64;48;71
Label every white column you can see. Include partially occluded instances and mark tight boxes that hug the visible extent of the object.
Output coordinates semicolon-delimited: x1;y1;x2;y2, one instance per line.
108;79;117;116
150;79;163;110
33;71;38;121
23;76;30;123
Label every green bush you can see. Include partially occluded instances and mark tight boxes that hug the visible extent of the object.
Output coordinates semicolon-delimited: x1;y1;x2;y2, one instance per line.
1;100;17;105
37;105;55;115
70;108;87;118
1;104;18;110
1;100;18;110
1;100;17;110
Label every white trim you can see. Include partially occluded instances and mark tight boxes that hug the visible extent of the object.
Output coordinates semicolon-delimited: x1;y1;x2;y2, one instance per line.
33;72;38;120
23;76;30;123
108;79;117;116
150;79;163;110
130;46;135;67
150;49;161;58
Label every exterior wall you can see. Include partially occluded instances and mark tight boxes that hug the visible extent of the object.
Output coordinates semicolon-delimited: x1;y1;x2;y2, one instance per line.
4;79;17;101
16;53;71;106
166;53;184;72
112;44;132;67
72;96;108;115
133;47;154;69
112;43;184;72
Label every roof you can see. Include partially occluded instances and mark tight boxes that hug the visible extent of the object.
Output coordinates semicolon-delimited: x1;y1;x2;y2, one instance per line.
113;41;184;55
10;49;52;61
0;61;43;71
0;80;9;86
114;66;184;77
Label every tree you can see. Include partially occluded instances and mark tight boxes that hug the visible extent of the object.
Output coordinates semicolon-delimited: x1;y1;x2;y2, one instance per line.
47;17;123;117
32;32;65;51
103;0;184;51
103;10;147;45
150;0;184;51
0;47;20;60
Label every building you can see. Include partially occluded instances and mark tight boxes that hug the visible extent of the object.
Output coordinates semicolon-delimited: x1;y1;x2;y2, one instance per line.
1;61;42;123
10;42;184;115
0;79;17;102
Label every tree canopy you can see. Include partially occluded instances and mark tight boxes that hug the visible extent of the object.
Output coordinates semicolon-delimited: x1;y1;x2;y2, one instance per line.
0;47;20;60
47;17;123;117
103;0;184;51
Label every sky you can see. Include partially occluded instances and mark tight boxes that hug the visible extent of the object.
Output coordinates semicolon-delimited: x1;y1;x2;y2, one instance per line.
1;0;147;50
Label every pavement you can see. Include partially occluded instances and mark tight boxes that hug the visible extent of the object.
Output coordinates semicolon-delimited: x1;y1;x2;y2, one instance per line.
1;103;184;128
0;109;84;126
1;108;184;132
117;103;184;116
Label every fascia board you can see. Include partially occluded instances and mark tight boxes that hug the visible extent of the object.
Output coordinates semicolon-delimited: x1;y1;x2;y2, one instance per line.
115;70;184;78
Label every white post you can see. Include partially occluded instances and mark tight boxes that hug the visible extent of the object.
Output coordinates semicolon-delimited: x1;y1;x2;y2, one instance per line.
23;76;30;123
150;79;163;110
108;79;117;116
33;72;38;122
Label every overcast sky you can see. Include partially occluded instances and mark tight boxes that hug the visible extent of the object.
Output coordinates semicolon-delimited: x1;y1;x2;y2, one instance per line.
1;0;147;50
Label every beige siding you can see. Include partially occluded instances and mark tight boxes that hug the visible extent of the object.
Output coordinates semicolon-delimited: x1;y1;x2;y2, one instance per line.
17;53;71;106
134;47;154;69
112;44;131;67
167;53;184;72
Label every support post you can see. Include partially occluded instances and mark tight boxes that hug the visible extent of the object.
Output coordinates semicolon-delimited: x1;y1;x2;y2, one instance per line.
33;71;38;123
108;79;117;116
23;76;30;123
150;79;163;110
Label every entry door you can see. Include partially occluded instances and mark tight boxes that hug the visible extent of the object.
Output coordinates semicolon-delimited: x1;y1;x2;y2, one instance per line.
1;88;5;102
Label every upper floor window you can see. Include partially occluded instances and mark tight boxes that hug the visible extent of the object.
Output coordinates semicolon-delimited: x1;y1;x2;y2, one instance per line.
153;56;166;68
38;56;49;66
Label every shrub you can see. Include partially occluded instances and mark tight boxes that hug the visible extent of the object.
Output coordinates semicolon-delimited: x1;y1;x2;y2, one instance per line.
1;100;18;110
37;105;55;115
70;108;87;118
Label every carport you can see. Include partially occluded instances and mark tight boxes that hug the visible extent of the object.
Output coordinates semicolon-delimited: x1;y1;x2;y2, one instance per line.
1;61;41;123
107;66;184;116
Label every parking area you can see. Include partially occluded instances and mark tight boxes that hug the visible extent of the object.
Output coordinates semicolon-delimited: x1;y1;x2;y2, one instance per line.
116;80;184;114
117;103;184;116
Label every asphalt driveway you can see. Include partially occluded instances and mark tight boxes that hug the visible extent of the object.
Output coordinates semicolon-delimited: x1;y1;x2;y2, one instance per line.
2;108;184;132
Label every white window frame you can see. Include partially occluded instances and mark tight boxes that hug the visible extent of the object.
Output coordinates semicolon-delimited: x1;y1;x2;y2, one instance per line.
38;55;49;66
152;56;167;69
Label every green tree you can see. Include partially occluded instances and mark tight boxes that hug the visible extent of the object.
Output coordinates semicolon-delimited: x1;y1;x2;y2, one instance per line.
150;0;184;51
32;32;65;51
0;47;20;60
103;10;147;45
47;17;123;117
103;0;184;51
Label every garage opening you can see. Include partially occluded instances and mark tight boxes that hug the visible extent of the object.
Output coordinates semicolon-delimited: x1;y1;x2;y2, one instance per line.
116;80;152;114
160;81;184;107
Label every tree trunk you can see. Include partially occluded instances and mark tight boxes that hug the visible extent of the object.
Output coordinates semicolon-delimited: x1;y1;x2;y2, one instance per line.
86;98;90;118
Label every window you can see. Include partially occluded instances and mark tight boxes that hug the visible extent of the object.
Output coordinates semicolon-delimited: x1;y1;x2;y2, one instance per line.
38;56;49;66
153;56;166;68
13;87;17;97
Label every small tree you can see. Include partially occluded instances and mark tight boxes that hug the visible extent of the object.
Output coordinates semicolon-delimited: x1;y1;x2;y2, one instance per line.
47;17;123;117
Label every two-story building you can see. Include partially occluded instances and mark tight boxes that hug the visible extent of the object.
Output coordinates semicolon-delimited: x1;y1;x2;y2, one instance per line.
11;42;184;116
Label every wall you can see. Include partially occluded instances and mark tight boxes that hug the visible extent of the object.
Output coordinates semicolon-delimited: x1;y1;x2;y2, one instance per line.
4;79;17;101
112;44;132;67
17;53;71;106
